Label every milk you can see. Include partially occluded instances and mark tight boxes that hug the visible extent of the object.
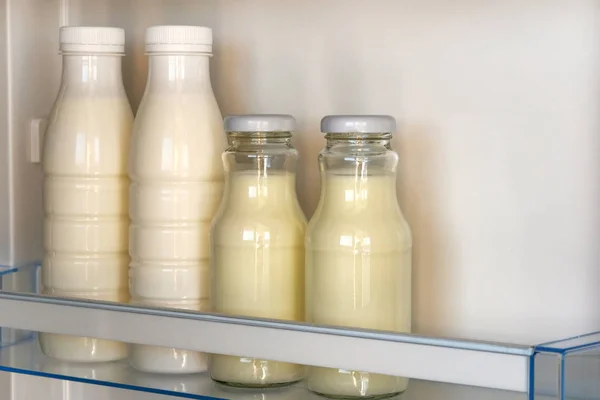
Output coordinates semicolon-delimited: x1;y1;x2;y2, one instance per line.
41;46;133;362
306;172;412;398
210;172;305;386
128;33;225;373
39;290;130;362
129;299;209;373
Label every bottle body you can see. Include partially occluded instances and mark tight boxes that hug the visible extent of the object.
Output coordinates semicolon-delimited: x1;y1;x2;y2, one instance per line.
209;123;306;387
306;127;412;399
128;53;225;374
41;53;133;362
128;299;208;373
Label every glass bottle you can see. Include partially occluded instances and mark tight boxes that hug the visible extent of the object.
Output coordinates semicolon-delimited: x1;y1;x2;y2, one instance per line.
306;115;412;399
41;26;132;362
210;115;306;388
128;25;226;374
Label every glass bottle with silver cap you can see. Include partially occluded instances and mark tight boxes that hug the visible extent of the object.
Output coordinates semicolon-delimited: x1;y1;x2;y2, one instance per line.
210;114;306;388
306;115;413;399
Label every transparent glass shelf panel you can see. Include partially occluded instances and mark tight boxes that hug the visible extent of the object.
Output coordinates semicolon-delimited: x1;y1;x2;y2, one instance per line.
0;289;533;391
0;263;38;347
532;332;600;400
2;263;599;399
0;333;530;400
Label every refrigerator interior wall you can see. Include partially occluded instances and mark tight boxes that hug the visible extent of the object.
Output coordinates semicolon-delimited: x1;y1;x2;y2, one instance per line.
68;0;600;343
0;0;11;266
2;0;60;267
2;0;600;399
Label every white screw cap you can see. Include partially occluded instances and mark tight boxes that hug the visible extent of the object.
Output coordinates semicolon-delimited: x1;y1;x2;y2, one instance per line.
224;115;297;133
321;115;396;134
146;26;212;54
59;27;125;54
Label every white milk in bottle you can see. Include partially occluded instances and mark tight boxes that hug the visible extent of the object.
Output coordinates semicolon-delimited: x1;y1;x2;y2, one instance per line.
210;115;306;387
41;26;133;362
306;116;412;399
128;26;226;374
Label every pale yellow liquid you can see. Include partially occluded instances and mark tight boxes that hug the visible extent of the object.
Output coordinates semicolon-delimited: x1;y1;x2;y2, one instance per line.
306;173;412;399
210;172;306;387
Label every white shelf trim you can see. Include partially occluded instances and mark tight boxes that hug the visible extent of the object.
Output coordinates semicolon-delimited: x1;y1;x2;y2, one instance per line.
0;292;532;392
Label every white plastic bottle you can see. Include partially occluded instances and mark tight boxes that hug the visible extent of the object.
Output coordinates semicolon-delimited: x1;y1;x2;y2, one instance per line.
128;25;226;374
210;115;306;387
306;116;412;399
41;26;133;362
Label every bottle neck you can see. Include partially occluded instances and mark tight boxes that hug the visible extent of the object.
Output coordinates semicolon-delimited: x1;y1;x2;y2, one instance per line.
61;54;124;89
318;133;399;212
228;132;293;149
225;171;298;208
325;133;393;149
225;132;296;174
146;54;213;93
318;172;399;213
223;132;298;207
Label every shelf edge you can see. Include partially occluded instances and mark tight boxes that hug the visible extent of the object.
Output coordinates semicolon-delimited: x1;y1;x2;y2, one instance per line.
0;292;531;391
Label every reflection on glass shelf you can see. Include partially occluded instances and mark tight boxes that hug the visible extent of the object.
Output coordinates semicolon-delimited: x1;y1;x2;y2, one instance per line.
0;335;530;400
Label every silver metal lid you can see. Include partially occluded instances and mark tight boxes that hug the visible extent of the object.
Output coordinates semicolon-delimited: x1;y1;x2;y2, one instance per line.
224;114;296;133
321;115;396;134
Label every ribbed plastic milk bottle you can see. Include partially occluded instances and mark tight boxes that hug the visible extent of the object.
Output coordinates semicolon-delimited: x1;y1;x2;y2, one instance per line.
210;115;306;387
128;25;226;374
41;26;133;362
306;116;413;399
